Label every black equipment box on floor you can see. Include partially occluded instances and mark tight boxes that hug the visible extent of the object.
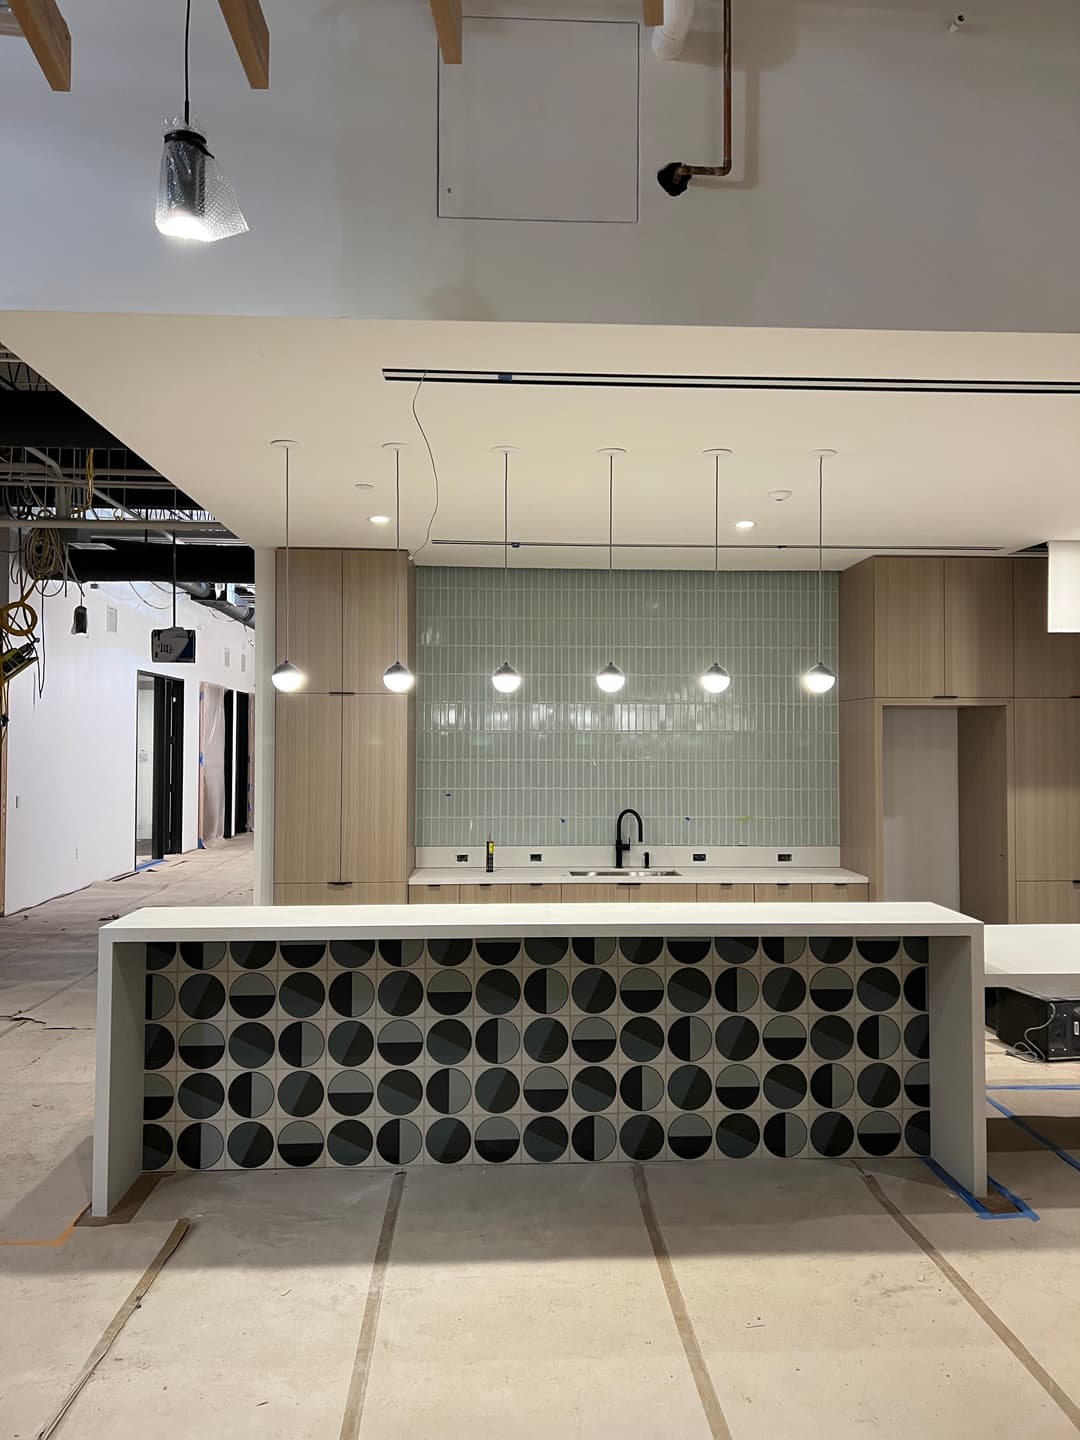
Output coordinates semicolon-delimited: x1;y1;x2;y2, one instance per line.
994;988;1080;1061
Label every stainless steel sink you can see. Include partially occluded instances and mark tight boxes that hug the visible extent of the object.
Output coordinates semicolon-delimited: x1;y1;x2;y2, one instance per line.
568;869;682;878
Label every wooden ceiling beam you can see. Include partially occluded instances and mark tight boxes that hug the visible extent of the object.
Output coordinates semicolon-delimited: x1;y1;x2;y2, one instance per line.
429;0;462;65
643;0;665;25
7;0;71;91
217;0;270;89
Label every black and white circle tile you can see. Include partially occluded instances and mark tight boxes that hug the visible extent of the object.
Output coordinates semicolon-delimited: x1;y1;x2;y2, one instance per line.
140;933;931;1171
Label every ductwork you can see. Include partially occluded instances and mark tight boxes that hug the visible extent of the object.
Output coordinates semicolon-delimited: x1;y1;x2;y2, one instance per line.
178;581;255;629
652;0;695;60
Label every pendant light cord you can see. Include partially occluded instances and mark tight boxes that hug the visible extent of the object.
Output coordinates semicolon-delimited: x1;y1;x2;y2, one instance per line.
171;533;177;629
713;455;720;635
608;453;615;661
394;448;402;659
183;0;192;126
284;445;291;658
817;453;824;660
502;451;510;659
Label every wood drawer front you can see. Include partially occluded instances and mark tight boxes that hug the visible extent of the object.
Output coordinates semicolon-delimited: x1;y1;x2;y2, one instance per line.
1016;882;1080;924
457;885;512;903
811;883;870;902
409;885;461;904
753;883;813;902
630;884;694;902
275;882;406;905
510;884;563;903
696;884;756;902
568;884;623;902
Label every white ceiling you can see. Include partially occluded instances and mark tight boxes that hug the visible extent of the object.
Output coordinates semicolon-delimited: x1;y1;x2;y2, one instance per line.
3;311;1080;570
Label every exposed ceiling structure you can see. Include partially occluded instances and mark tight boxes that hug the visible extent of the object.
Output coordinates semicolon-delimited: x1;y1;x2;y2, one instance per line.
3;313;1079;572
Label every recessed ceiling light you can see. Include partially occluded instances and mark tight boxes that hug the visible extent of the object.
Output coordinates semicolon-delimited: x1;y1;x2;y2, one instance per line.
369;514;391;526
734;519;755;530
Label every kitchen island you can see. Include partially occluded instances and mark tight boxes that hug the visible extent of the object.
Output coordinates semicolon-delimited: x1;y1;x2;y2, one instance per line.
95;901;984;1215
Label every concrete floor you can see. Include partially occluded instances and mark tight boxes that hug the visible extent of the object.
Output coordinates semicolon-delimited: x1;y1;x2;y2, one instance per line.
3;841;1080;1439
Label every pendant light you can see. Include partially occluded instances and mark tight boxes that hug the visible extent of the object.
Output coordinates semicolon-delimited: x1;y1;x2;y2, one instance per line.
595;448;627;694
700;448;733;694
802;449;837;695
491;447;522;694
382;444;415;694
156;0;248;243
271;441;305;693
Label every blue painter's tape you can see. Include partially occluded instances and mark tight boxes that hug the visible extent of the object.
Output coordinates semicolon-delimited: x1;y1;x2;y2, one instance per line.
985;1095;1080;1177
920;1156;1039;1221
987;1084;1080;1091
134;859;164;873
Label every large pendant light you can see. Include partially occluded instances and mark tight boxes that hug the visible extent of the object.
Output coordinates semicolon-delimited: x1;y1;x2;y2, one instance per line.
270;440;305;693
595;448;627;694
382;444;415;694
491;447;523;694
156;0;248;243
802;449;837;695
700;448;733;694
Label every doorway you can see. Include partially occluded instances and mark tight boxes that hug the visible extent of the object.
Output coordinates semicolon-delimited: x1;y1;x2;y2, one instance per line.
134;672;185;866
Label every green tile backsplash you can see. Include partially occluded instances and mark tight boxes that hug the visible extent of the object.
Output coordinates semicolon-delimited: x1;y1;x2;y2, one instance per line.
416;568;838;847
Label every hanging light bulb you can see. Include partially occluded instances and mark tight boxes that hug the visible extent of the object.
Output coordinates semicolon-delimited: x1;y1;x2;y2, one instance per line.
156;0;248;243
596;661;626;694
595;448;627;695
491;448;523;694
700;448;734;695
381;444;415;694
270;441;305;694
802;449;837;695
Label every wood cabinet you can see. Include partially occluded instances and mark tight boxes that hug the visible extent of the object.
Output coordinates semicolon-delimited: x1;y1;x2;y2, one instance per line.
409;884;461;904
274;696;343;884
840;557;1014;701
510;884;563;903
275;550;343;693
695;883;756;901
753;883;812;902
1016;882;1080;924
274;882;406;905
457;884;512;903
1013;559;1080;698
342;550;411;694
567;884;622;902
1014;699;1080;882
811;883;869;902
631;884;696;902
340;696;409;883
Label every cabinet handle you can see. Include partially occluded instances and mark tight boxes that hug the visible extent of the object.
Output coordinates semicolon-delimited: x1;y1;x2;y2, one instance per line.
328;881;353;888
932;694;958;700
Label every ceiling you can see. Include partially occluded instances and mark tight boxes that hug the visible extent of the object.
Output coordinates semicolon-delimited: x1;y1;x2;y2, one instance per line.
2;311;1080;571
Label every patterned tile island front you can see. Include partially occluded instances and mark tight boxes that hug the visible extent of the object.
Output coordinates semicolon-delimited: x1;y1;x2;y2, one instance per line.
94;903;986;1216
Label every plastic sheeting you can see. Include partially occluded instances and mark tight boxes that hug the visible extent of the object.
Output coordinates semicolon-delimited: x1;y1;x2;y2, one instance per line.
199;682;226;845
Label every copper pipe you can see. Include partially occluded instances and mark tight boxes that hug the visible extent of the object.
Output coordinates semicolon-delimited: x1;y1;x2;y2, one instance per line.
657;0;732;194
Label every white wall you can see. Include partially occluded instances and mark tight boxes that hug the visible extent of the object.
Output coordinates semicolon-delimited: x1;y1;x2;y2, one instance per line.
2;0;1080;331
4;582;254;913
882;706;959;909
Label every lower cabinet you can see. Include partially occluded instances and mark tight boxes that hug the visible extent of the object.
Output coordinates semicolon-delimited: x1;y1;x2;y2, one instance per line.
696;884;756;902
457;885;513;903
753;883;813;902
1016;882;1080;924
510;884;564;903
274;883;407;905
564;884;622;902
410;884;461;904
811;883;870;902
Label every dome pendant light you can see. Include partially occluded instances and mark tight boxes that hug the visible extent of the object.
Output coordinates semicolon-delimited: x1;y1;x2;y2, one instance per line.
156;0;248;243
700;449;733;695
491;448;522;694
382;445;415;694
271;441;306;694
595;449;626;695
802;450;837;695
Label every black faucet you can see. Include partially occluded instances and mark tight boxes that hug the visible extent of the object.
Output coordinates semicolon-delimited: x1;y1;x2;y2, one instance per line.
615;808;644;870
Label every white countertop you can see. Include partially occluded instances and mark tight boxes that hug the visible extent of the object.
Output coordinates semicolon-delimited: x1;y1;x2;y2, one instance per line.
102;901;974;942
408;866;868;887
984;924;1080;996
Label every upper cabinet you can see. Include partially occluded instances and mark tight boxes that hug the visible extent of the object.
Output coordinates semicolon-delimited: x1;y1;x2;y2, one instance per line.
1013;559;1080;698
275;549;343;693
839;556;1013;700
342;550;412;694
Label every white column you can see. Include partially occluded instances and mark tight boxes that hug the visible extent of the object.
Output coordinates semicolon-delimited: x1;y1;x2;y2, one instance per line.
253;548;276;905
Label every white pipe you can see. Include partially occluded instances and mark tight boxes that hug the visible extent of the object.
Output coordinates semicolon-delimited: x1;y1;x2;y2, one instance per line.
652;0;695;60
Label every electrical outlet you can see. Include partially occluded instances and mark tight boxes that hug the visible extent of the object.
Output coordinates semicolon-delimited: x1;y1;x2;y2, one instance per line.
777;852;793;863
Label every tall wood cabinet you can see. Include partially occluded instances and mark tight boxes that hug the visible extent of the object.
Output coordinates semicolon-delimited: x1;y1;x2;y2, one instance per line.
273;549;414;904
838;555;1080;922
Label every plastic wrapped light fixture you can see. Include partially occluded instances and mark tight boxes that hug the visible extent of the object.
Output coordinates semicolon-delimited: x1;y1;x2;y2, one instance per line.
156;120;248;242
382;660;415;694
491;661;522;694
700;662;731;694
595;661;626;694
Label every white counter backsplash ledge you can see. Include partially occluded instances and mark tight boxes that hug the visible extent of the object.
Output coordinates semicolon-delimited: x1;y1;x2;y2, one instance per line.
411;845;866;886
